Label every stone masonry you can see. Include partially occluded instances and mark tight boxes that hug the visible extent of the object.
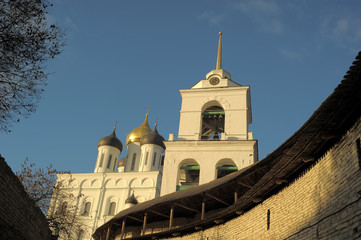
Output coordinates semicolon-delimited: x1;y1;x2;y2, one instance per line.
0;156;52;240
165;117;361;240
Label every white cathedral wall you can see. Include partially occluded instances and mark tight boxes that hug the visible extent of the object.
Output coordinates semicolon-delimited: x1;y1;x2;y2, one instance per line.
52;171;162;240
161;140;258;196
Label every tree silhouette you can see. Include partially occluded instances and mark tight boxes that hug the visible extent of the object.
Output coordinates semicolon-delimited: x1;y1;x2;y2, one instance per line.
0;0;65;132
16;159;87;239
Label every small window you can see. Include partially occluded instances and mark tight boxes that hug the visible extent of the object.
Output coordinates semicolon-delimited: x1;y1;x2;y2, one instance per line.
267;209;270;230
152;152;157;166
99;153;104;167
83;202;91;216
113;157;117;171
357;138;361;168
59;202;68;215
131;153;136;171
77;229;84;240
107;154;112;169
108;202;116;215
145;152;149;165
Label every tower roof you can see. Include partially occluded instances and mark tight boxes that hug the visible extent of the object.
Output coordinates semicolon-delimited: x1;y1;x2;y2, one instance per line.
216;30;222;70
140;124;166;149
126;109;152;145
97;127;123;151
118;157;126;167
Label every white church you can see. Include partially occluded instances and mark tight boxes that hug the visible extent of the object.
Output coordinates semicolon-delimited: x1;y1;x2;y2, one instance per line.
49;31;259;240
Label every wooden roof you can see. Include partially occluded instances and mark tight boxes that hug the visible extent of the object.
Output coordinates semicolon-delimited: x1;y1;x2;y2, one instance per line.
93;51;361;240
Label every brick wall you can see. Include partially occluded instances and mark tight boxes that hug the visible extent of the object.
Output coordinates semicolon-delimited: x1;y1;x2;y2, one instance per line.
165;118;361;240
0;156;52;240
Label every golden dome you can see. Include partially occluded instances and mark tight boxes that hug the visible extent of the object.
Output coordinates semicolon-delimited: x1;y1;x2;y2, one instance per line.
126;113;152;145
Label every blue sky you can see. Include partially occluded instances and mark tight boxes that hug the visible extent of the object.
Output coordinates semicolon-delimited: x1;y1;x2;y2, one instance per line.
1;0;360;173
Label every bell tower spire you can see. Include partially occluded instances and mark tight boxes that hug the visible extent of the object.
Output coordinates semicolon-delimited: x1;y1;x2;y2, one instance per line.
216;30;222;70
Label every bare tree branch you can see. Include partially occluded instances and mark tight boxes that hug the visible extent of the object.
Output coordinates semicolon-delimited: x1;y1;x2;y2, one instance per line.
16;159;87;239
0;0;65;132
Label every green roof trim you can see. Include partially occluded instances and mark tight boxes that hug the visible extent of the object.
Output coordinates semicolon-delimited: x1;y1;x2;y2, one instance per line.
176;185;197;191
217;166;238;170
202;110;225;115
180;166;200;170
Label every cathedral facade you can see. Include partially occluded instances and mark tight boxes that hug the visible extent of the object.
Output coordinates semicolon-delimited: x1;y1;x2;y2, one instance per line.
49;32;258;240
48;117;165;240
92;52;361;240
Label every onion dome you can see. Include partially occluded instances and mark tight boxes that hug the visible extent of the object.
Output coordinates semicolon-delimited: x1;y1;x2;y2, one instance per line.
125;192;138;205
140;124;166;149
126;113;152;145
118;157;126;168
98;128;123;151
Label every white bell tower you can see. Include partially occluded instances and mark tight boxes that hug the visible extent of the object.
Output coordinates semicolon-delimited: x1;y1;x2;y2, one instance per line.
161;31;258;196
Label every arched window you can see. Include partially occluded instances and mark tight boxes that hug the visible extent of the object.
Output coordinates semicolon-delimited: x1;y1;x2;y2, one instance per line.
177;159;200;191
106;154;112;168
201;106;225;140
161;155;164;166
77;229;84;240
83;202;91;216
152;152;157;166
145;152;149;165
108;202;116;215
98;153;104;167
216;159;238;179
131;153;136;171
113;156;117;171
58;202;68;215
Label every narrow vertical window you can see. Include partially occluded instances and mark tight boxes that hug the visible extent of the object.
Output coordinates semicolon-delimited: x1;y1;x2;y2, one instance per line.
161;156;164;166
60;202;68;215
145;152;149;165
267;209;271;230
356;138;361;168
113;157;117;171
152;152;157;166
77;229;84;240
83;202;91;216
99;153;104;167
108;202;116;215
107;154;112;169
131;153;136;171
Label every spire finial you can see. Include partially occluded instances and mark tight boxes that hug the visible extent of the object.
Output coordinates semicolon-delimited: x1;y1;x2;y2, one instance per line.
216;29;222;70
114;121;118;130
146;106;150;116
155;117;159;127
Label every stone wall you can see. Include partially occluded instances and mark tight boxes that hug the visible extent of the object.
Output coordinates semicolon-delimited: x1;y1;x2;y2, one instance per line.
0;156;52;240
165;118;361;240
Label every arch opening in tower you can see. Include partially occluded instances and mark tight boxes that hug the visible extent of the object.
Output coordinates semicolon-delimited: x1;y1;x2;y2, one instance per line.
201;106;225;140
